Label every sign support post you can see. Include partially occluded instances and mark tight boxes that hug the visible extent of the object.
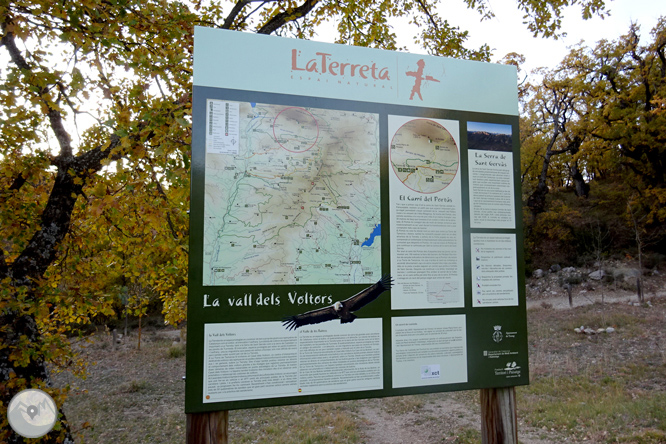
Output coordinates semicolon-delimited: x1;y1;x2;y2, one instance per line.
186;411;228;444
480;386;518;444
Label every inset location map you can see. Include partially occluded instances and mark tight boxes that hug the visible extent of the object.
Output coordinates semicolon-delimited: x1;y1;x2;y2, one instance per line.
390;119;459;194
203;100;381;286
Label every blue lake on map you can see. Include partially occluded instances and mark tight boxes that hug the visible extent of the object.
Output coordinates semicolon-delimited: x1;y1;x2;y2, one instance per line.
362;224;381;247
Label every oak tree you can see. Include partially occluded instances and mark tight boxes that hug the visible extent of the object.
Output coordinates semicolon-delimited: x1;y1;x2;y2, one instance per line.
521;18;666;267
1;0;609;441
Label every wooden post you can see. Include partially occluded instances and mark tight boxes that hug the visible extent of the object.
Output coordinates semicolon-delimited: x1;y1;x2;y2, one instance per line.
480;387;517;444
186;411;228;444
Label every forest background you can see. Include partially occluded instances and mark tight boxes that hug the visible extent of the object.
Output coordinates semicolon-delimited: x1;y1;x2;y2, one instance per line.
0;0;664;442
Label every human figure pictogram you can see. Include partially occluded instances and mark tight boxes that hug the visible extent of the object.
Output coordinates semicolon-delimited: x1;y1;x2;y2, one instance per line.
406;59;440;100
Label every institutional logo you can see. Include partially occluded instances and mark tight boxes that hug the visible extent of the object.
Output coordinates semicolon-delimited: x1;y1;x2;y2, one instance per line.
421;364;441;379
505;361;521;371
492;325;503;343
7;389;57;438
493;360;523;378
406;59;440;100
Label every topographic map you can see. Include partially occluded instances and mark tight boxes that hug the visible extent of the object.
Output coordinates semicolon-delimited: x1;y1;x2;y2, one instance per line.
390;119;459;194
203;100;381;286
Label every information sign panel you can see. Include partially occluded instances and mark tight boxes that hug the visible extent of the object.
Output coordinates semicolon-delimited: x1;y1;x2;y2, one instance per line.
187;27;528;413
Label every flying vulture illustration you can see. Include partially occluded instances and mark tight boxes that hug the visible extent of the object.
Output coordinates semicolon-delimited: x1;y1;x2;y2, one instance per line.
282;274;393;330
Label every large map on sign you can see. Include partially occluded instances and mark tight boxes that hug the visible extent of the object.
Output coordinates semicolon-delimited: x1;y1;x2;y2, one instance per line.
203;101;381;286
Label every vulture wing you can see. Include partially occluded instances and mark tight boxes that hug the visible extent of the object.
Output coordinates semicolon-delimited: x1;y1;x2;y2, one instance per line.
282;305;339;331
344;274;393;312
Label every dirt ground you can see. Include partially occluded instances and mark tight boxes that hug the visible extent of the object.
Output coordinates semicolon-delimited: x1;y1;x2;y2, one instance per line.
54;269;666;444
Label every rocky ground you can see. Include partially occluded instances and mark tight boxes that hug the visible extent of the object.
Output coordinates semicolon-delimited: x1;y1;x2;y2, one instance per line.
526;259;665;309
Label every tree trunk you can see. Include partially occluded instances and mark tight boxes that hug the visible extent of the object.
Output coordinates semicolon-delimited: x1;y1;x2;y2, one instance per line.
1;313;75;443
526;182;549;222
571;161;590;198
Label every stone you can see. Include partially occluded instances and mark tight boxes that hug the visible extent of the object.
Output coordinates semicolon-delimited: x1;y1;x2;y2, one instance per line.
606;327;615;333
596;328;605;333
588;270;605;280
550;264;562;272
584;328;596;335
574;328;581;334
562;267;576;274
533;269;544;278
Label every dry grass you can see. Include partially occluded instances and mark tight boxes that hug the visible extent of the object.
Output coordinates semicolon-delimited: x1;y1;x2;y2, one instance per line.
54;296;666;443
520;298;666;443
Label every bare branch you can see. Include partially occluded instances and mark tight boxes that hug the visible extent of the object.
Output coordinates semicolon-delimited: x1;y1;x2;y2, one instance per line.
154;76;167;100
415;0;440;32
240;1;274;30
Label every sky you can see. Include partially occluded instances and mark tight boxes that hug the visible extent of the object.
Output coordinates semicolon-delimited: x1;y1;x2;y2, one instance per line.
467;121;513;134
388;0;664;77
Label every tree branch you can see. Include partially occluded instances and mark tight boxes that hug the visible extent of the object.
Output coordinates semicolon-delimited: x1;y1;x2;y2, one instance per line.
223;0;251;29
0;173;28;208
415;0;440;32
257;0;319;34
74;133;122;172
0;29;30;70
2;27;74;159
10;132;122;287
148;162;181;241
8;173;27;192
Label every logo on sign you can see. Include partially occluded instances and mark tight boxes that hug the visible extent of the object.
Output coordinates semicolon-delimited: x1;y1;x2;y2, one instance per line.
291;49;391;81
406;59;440;101
493;325;503;343
494;361;522;378
505;361;521;371
421;364;441;380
